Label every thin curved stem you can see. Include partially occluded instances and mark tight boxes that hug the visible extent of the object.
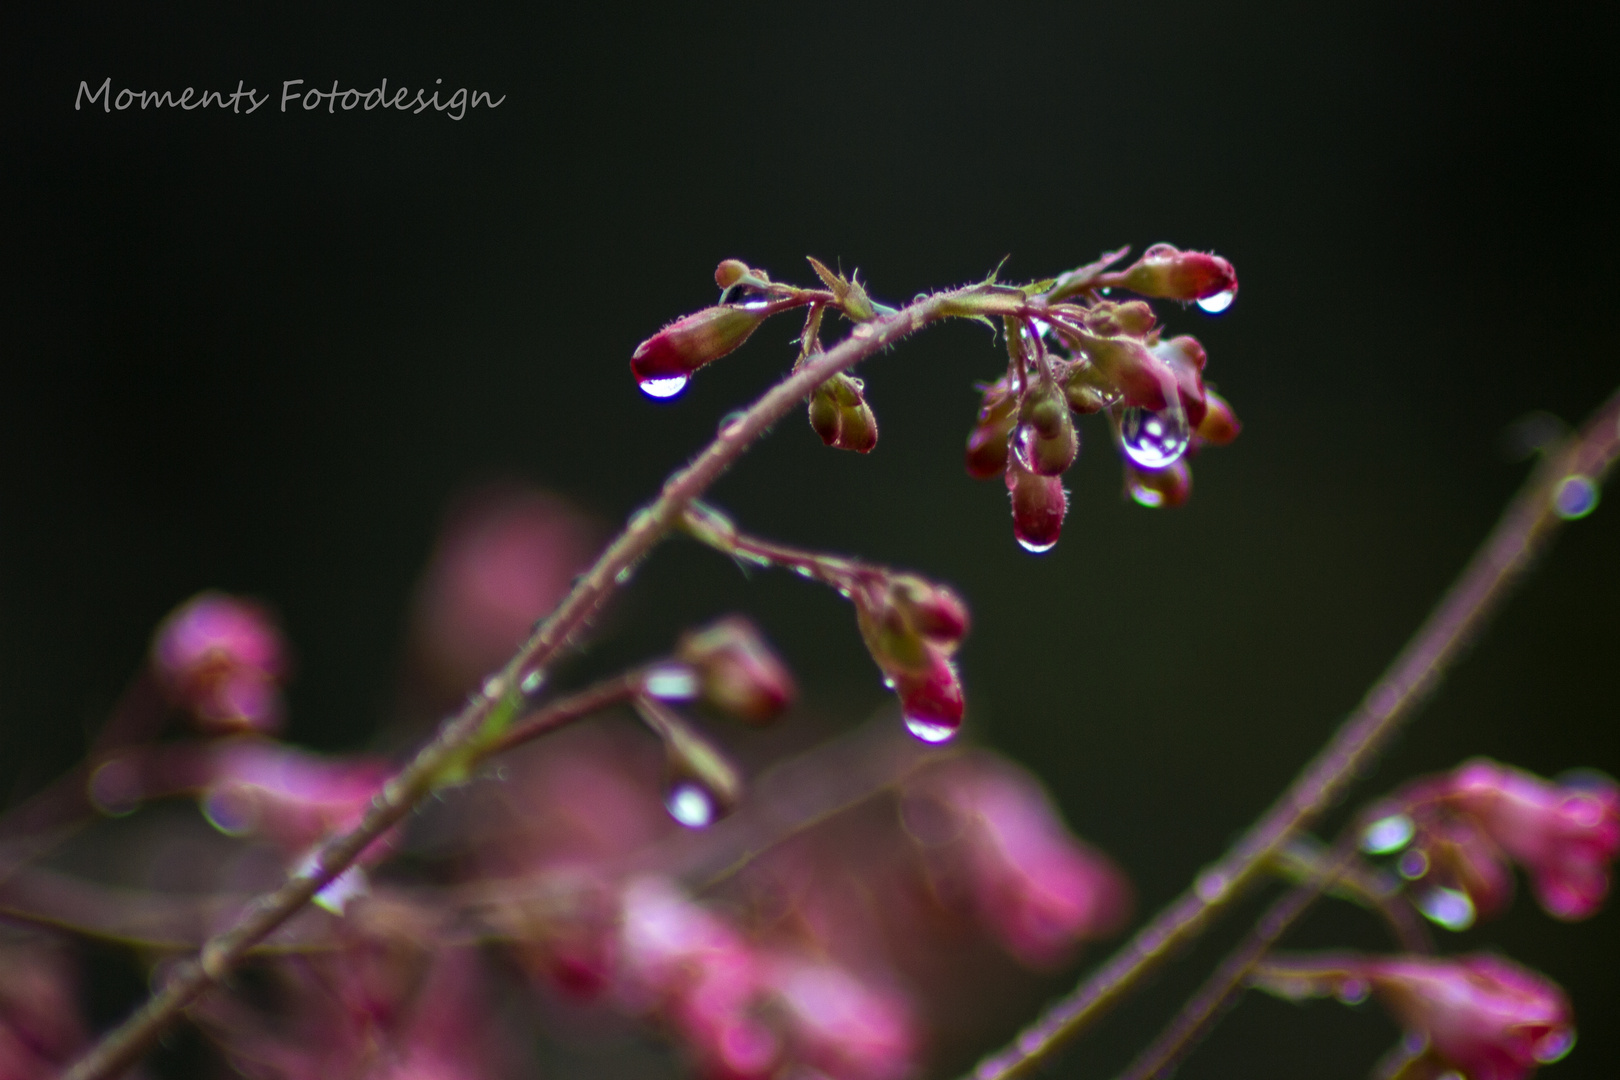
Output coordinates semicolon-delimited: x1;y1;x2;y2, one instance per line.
968;385;1620;1080
63;288;961;1080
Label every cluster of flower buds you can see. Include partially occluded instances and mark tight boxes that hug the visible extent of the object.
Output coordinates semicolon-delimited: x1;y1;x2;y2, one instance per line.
962;245;1241;551
150;591;289;733
808;371;879;453
850;571;970;743
1256;951;1575;1080
901;753;1131;967
1361;758;1620;928
533;876;918;1080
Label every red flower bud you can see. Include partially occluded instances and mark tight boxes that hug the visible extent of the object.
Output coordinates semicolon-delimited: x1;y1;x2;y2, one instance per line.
1005;459;1068;553
1194;388;1242;446
1150;335;1209;427
676;616;798;725
714;259;753;289
1125;459;1192;509
888;574;971;648
631;305;771;389
1083;300;1156;338
151;592;288;734
1068;330;1174;411
893;645;965;744
1113;243;1238;305
808;373;879;453
965;379;1018;478
1061;362;1120;415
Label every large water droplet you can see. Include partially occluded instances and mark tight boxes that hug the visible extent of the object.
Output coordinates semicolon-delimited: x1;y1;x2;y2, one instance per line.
1196;289;1235;314
1552;474;1598;519
1362;813;1416;855
1016;536;1058;554
665;780;718;828
1120;405;1190;469
1417;886;1476;931
644;663;699;702
1533;1029;1576;1064
639;375;689;399
904;714;960;744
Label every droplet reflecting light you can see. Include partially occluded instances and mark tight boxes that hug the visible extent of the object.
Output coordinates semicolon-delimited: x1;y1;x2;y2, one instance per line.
644;664;700;702
666;781;717;828
1533;1029;1576;1064
1362;814;1416;855
1120;405;1190;469
1417;886;1476;931
639;375;689;399
1196;289;1235;314
904;714;959;743
1552;475;1598;520
1016;536;1058;554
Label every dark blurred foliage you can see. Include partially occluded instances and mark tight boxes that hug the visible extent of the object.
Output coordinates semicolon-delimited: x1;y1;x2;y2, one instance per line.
0;3;1616;1078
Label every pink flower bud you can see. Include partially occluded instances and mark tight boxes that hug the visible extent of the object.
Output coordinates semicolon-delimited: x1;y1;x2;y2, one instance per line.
965;378;1018;479
888;574;971;648
631;304;772;383
1069;330;1174;411
892;645;965;743
1112;243;1238;304
151;592;288;734
199;741;393;857
1194;388;1242;446
1370;954;1576;1080
808;373;879;453
1125;459;1192;509
1005;459;1068;553
1448;760;1620;921
1150;335;1209;427
676;616;798;725
767;958;917;1080
1083;300;1157;337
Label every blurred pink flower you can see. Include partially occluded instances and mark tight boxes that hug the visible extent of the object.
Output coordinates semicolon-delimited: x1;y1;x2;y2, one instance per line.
411;486;600;696
151;591;288;733
0;937;85;1080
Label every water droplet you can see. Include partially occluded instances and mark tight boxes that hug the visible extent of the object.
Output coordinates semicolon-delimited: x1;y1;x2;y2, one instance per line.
1397;849;1430;879
904;714;960;744
639;375;689;399
1417;886;1475;931
200;785;257;836
1016;536;1058;554
1012;423;1039;473
1120;405;1190;469
1334;977;1370;1005
1533;1029;1576;1064
88;758;142;817
1127;473;1167;508
520;670;546;697
1194;869;1229;902
1195;289;1235;314
615;565;635;585
313;865;369;915
792;565;814;578
717;409;748;436
644;663;699;702
665;780;717;828
1362;813;1416;855
1552;474;1598;519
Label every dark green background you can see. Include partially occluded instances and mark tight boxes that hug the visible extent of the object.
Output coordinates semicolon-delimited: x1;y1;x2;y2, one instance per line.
3;4;1616;1078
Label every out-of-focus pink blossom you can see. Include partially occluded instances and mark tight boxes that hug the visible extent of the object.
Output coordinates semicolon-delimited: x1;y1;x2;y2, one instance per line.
767;957;917;1080
677;616;798;725
151;591;288;733
411;486;599;697
905;754;1130;968
200;740;393;859
1259;952;1575;1080
0;937;85;1080
1371;954;1576;1080
1448;760;1620;921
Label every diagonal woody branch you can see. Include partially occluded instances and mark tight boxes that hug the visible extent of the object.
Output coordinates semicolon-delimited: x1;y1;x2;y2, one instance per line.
62;288;975;1080
968;384;1620;1080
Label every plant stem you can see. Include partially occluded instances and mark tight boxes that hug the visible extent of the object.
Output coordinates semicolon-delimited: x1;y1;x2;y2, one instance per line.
62;289;958;1080
968;385;1620;1080
1114;832;1362;1080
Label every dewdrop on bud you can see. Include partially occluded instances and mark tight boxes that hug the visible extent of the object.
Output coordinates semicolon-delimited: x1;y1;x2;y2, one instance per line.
1114;244;1238;308
896;647;965;744
1005;459;1068;554
675;616;798;725
632;305;772;396
1013;378;1079;476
